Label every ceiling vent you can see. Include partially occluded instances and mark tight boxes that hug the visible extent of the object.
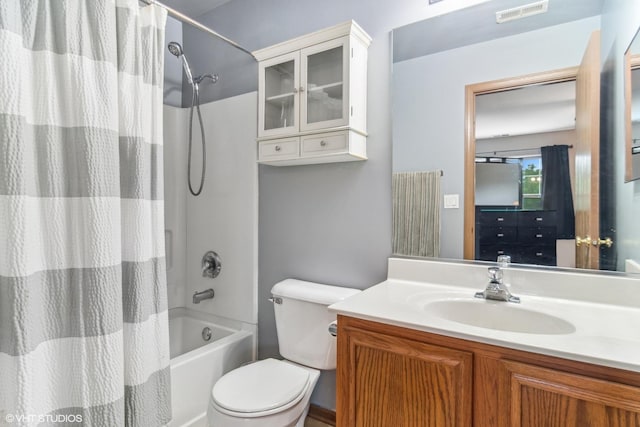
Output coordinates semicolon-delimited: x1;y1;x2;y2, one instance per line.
496;0;549;24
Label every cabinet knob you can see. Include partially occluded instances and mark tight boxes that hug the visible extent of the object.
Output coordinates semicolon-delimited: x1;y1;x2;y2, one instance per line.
292;87;298;94
274;145;281;152
299;86;305;92
320;140;327;146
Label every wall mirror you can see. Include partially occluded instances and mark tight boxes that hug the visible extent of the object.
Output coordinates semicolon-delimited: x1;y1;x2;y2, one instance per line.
626;27;640;182
391;0;638;273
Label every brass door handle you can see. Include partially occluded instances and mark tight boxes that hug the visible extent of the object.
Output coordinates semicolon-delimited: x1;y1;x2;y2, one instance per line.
575;236;591;247
592;237;613;248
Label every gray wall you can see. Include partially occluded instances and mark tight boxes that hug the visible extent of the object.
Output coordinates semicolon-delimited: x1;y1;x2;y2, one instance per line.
601;0;640;269
392;16;601;259
163;16;183;107
180;0;459;410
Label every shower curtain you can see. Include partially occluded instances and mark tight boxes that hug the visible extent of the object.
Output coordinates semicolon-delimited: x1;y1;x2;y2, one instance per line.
0;1;171;425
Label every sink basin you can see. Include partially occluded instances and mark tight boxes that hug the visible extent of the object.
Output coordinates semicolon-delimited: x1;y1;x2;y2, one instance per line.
425;299;576;335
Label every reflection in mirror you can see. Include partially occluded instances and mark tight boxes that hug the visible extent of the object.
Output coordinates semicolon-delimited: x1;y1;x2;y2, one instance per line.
626;28;640;181
473;81;578;268
391;0;640;274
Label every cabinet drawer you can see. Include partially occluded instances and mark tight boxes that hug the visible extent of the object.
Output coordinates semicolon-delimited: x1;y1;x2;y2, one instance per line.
520;245;556;266
478;226;517;244
518;227;557;243
258;138;299;160
518;210;556;226
301;132;347;155
478;244;516;262
476;211;517;226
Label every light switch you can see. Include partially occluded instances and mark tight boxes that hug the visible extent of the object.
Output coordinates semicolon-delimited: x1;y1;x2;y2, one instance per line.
443;194;459;209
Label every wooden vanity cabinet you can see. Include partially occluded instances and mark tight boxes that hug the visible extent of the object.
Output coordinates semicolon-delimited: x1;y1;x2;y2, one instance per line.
494;360;640;426
338;323;473;427
337;316;640;427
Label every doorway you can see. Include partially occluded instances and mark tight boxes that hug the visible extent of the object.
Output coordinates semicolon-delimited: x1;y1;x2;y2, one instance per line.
464;32;604;272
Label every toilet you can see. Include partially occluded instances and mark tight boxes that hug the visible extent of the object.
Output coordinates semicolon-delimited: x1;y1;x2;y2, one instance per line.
207;279;360;427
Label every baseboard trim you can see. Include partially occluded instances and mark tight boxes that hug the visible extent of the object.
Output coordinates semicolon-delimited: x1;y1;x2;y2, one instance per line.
308;404;336;426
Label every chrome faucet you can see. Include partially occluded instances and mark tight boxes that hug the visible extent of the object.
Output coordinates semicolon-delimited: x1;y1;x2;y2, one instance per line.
193;288;215;304
474;266;520;303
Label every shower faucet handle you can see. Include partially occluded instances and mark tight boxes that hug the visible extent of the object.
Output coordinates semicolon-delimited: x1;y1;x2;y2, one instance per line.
202;251;222;278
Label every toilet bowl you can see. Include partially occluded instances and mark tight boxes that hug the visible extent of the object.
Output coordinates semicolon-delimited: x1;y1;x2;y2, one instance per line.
207;359;320;427
206;279;361;427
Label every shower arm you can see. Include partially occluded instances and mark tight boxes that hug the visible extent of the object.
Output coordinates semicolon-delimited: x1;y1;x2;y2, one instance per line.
141;0;256;60
193;74;219;85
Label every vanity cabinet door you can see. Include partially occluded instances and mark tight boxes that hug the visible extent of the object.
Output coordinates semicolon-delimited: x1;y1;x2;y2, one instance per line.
337;320;473;427
497;360;640;427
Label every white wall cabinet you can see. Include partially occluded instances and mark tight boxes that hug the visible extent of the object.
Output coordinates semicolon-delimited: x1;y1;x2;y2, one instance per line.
254;21;371;166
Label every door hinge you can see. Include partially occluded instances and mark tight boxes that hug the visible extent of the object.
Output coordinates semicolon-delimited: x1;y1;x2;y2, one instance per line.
351;47;354;58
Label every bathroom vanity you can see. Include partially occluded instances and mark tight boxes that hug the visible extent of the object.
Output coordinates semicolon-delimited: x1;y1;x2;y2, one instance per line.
330;258;640;426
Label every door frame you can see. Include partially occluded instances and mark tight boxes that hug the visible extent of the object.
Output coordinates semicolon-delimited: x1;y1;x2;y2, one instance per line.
463;67;579;260
625;53;640;182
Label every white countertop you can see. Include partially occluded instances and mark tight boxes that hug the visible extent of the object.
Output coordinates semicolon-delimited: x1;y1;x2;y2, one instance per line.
329;259;640;373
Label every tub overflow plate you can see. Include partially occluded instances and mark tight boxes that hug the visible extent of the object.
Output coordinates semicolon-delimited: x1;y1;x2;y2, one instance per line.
202;327;212;341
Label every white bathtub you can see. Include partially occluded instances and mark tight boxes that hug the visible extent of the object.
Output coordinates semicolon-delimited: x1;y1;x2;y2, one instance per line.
168;308;255;427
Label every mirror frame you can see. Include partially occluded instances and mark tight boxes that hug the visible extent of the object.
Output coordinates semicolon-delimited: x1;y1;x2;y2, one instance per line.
625;52;640;182
463;67;579;260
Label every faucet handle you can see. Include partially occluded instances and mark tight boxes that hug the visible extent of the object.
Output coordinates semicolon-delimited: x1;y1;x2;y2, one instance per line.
497;255;511;267
488;266;503;282
202;251;222;278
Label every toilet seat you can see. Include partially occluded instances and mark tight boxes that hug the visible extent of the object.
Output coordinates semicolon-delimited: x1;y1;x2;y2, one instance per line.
211;359;311;417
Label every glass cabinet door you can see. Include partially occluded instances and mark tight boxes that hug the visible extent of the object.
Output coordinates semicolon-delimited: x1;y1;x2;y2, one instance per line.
259;52;299;137
301;37;349;131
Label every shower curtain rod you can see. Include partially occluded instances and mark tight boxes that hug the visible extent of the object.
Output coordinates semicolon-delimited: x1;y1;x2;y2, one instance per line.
477;144;574;156
141;0;256;60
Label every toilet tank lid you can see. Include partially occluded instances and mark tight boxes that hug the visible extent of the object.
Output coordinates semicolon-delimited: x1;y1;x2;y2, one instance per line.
271;279;361;305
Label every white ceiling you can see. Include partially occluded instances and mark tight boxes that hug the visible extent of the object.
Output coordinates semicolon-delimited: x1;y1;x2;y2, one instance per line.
475;80;576;139
160;0;232;18
163;0;495;21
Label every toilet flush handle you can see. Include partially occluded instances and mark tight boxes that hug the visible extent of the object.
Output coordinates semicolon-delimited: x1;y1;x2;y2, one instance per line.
328;321;338;337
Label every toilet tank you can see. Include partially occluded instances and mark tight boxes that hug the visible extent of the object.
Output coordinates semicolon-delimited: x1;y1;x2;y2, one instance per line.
271;279;361;370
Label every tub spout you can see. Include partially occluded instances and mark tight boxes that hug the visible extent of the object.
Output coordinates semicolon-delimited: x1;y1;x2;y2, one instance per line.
193;288;215;304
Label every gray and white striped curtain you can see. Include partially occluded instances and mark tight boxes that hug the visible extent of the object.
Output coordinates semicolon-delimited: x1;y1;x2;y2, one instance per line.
0;1;171;425
392;171;442;258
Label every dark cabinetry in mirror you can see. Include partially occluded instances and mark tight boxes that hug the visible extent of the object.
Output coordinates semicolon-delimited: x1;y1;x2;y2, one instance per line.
475;208;557;265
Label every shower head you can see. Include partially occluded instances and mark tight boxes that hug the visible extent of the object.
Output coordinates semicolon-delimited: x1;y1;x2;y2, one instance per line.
167;41;183;57
167;41;194;86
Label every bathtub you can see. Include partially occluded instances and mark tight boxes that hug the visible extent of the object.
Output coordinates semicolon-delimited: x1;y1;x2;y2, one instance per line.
168;307;255;427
